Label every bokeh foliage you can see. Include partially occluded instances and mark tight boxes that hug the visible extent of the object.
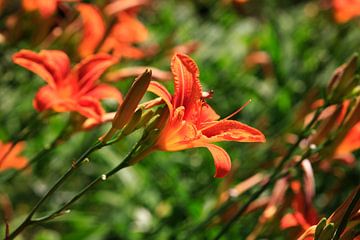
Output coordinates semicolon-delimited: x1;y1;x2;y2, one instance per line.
0;0;359;239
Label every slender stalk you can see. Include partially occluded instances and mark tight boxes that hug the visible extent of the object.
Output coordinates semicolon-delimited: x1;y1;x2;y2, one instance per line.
211;105;325;240
32;145;155;224
33;160;131;224
332;187;360;240
6;141;105;240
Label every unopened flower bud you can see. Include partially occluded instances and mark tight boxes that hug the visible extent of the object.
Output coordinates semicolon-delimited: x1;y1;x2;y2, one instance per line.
122;108;143;135
351;85;360;97
327;186;360;229
136;109;155;130
145;107;170;134
310;104;343;145
328;54;358;102
138;107;170;149
318;223;335;240
144;115;161;134
315;218;327;239
112;69;152;129
344;97;360;130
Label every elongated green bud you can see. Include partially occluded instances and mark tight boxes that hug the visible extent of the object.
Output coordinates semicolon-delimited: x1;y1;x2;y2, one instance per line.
112;69;152;129
329;54;358;102
144;115;161;134
144;107;169;134
153;107;170;131
122;108;143;135
318;223;335;240
136;109;155;130
315;218;327;240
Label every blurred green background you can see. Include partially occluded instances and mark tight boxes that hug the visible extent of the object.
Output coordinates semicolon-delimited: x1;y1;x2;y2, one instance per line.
0;0;359;239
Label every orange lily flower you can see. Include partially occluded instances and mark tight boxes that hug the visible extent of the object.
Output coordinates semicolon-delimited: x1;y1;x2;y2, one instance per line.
0;141;27;171
12;50;122;125
280;181;318;232
100;11;148;59
77;3;148;59
332;0;360;23
147;53;265;178
22;0;78;18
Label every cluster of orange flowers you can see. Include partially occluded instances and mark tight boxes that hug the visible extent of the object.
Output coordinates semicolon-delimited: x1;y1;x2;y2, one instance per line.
5;50;267;177
0;0;267;178
1;0;360;177
0;0;359;239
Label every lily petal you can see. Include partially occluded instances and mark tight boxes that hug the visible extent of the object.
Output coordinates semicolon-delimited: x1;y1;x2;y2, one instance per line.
148;81;173;113
171;53;202;111
0;141;27;171
87;84;123;103
13;50;70;88
37;0;57;18
335;122;360;154
104;0;148;16
77;3;106;57
33;85;65;111
204;144;231;178
112;44;146;59
76;96;105;121
99;13;148;59
201;120;266;143
112;12;148;43
198;103;220;124
22;0;37;11
82;112;116;130
74;53;117;94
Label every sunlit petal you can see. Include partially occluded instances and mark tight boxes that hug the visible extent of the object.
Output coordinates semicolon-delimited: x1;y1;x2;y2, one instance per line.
148;81;173;113
204;144;231;178
77;3;106;57
74;53;117;94
171;53;202;111
87;84;123;103
201;120;266;143
13;50;70;88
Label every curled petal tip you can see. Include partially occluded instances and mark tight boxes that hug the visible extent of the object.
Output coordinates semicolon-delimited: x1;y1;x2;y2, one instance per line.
258;133;266;143
206;144;231;178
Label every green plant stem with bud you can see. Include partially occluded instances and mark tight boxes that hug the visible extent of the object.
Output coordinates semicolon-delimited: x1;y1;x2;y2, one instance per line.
5;141;105;240
209;103;328;240
29;143;152;224
6;129;155;240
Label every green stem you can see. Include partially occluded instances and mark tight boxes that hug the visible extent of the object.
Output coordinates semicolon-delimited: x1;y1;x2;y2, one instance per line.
39;145;154;224
211;105;325;240
33;160;132;224
6;141;105;240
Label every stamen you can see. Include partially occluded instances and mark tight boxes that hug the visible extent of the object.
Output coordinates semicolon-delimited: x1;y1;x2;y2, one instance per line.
200;99;252;132
224;99;252;120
